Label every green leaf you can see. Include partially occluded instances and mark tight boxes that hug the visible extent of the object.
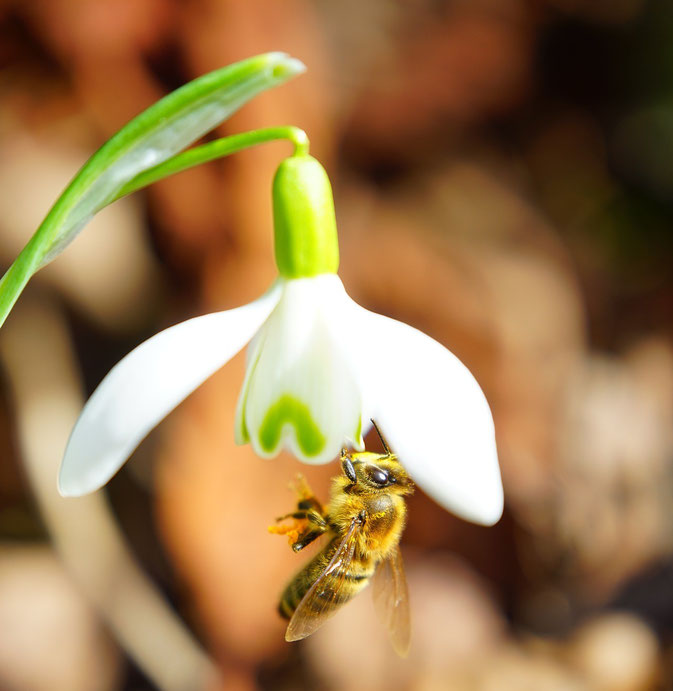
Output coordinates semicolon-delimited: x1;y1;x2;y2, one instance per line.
0;52;305;329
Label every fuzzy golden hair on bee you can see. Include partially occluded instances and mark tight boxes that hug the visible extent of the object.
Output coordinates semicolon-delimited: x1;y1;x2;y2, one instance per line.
271;422;413;656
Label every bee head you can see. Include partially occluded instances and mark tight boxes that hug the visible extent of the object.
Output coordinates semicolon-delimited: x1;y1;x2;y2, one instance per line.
341;450;414;496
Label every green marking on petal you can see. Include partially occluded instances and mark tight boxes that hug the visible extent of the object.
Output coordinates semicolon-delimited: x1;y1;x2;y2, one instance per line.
235;379;250;444
234;334;267;447
353;416;363;445
234;379;251;444
237;413;251;444
259;394;326;456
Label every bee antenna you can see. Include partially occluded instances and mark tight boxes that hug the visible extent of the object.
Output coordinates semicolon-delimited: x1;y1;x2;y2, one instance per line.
370;419;391;455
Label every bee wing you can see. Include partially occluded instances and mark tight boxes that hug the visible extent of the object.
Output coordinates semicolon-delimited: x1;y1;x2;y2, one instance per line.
372;546;411;657
285;516;362;642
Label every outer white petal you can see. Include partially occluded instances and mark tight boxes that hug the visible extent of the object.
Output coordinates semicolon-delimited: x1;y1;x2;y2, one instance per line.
59;284;281;496
347;301;503;526
239;275;364;464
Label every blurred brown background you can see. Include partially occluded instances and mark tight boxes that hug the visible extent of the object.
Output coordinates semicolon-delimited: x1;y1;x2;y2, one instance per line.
1;0;673;689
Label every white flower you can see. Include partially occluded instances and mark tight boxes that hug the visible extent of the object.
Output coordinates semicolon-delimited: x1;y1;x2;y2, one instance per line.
59;154;504;526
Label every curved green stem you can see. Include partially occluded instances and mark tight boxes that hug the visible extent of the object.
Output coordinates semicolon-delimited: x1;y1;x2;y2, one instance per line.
116;126;309;200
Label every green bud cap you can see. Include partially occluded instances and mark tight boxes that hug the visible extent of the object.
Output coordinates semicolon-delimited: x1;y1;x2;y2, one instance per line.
272;154;339;278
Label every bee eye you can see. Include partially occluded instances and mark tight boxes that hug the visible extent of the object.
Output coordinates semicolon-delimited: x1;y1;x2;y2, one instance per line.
370;468;389;486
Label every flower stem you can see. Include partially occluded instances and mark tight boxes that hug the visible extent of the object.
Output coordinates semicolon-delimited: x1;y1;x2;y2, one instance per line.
115;126;310;200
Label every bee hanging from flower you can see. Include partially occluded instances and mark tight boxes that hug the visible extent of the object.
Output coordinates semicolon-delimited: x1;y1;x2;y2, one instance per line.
270;421;413;656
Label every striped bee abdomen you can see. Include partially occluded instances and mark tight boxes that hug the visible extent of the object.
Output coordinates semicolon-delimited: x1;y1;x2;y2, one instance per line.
279;538;373;620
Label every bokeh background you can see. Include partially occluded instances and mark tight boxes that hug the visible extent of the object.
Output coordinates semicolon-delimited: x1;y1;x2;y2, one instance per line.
1;0;673;689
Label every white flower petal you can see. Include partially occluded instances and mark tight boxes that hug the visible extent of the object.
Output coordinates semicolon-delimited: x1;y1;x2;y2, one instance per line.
348;303;503;526
239;276;363;464
59;284;281;496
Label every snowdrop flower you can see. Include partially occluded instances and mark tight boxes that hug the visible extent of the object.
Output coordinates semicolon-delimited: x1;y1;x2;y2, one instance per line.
59;154;503;526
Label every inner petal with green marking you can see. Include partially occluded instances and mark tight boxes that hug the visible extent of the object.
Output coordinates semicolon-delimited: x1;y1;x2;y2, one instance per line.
234;274;365;464
259;394;326;457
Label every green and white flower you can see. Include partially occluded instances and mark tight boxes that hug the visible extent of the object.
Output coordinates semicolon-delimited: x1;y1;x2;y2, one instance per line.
59;153;504;526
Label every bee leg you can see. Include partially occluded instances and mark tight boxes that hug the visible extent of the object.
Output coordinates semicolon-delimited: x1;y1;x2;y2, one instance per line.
270;509;313;547
275;509;327;524
306;509;329;530
290;509;329;552
271;507;329;550
276;510;311;521
291;475;326;515
268;522;303;545
291;528;324;552
297;496;324;513
273;477;330;549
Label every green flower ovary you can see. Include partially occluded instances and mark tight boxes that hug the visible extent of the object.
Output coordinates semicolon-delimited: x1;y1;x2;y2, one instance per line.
272;155;339;279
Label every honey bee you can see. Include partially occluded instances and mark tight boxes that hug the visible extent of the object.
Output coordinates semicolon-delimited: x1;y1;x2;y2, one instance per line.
270;422;414;656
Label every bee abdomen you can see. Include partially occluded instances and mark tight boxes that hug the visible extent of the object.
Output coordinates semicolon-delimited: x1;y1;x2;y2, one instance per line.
278;542;373;619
